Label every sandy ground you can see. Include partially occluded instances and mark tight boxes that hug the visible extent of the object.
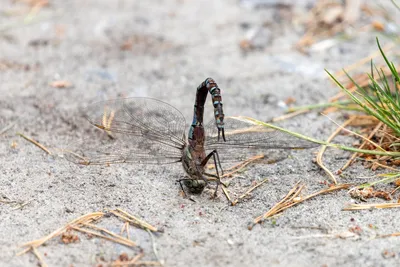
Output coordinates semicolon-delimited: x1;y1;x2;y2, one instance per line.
1;0;400;266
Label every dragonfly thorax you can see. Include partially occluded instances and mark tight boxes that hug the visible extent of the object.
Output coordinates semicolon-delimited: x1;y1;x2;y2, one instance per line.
181;146;207;194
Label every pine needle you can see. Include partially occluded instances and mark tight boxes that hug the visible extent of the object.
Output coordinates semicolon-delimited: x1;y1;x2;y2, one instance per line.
340;121;384;171
111;209;158;232
17;132;52;155
249;183;350;230
316;117;356;184
231;178;268;206
343;202;400;210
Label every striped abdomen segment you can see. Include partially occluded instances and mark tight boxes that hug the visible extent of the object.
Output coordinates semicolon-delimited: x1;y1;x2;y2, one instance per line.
189;78;225;144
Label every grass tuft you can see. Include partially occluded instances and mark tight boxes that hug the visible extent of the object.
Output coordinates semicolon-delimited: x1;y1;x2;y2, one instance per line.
326;37;400;187
326;38;400;137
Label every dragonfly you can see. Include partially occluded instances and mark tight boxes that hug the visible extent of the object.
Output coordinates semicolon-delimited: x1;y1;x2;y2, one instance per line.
64;78;316;196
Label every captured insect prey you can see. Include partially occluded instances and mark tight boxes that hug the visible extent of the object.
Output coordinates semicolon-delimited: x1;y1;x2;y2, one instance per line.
64;78;316;196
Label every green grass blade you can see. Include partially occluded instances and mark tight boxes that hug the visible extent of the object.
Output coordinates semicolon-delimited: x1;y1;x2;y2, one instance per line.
233;116;400;157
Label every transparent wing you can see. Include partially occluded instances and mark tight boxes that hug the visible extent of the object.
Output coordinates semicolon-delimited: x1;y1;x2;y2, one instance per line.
204;116;318;162
63;136;183;165
83;97;186;149
63;97;186;166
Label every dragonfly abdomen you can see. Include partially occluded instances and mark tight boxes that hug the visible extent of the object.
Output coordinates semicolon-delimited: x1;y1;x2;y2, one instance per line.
189;78;225;144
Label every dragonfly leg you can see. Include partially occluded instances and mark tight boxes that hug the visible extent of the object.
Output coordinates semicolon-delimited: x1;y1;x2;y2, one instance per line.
201;149;224;197
213;150;224;176
176;179;197;202
201;150;224;175
219;127;226;142
177;179;189;198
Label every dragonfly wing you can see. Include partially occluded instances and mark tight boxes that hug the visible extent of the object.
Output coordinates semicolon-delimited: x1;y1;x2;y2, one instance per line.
63;97;186;166
205;147;291;164
63;135;182;165
204;116;317;162
82;97;186;149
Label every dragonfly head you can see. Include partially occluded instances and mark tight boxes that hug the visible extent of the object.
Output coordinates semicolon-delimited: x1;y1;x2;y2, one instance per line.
183;179;206;194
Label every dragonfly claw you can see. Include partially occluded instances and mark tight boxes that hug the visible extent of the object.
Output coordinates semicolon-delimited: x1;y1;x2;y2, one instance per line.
218;128;226;142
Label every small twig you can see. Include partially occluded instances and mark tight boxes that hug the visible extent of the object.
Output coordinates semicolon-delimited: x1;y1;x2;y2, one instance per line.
300;184;351;201
251;181;303;228
0;199;17;204
219;155;265;186
12;198;35;210
147;229;162;265
231;178;268;206
322;114;386;152
19;212;104;251
71;226;136;248
343;202;400;210
378;232;400;238
16;247;31;257
110;211;139;228
120;222;127;235
111;209;158;232
316;117;355;184
377;124;387;152
390;186;400;195
17;133;52;155
126;223;131;240
32;247;48;267
222;155;264;175
119;222;131;240
341;121;383;171
370;161;399;172
249;183;350;229
83;223;137;247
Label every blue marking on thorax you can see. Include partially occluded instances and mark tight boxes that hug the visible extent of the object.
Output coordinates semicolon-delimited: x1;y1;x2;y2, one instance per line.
188;126;194;140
